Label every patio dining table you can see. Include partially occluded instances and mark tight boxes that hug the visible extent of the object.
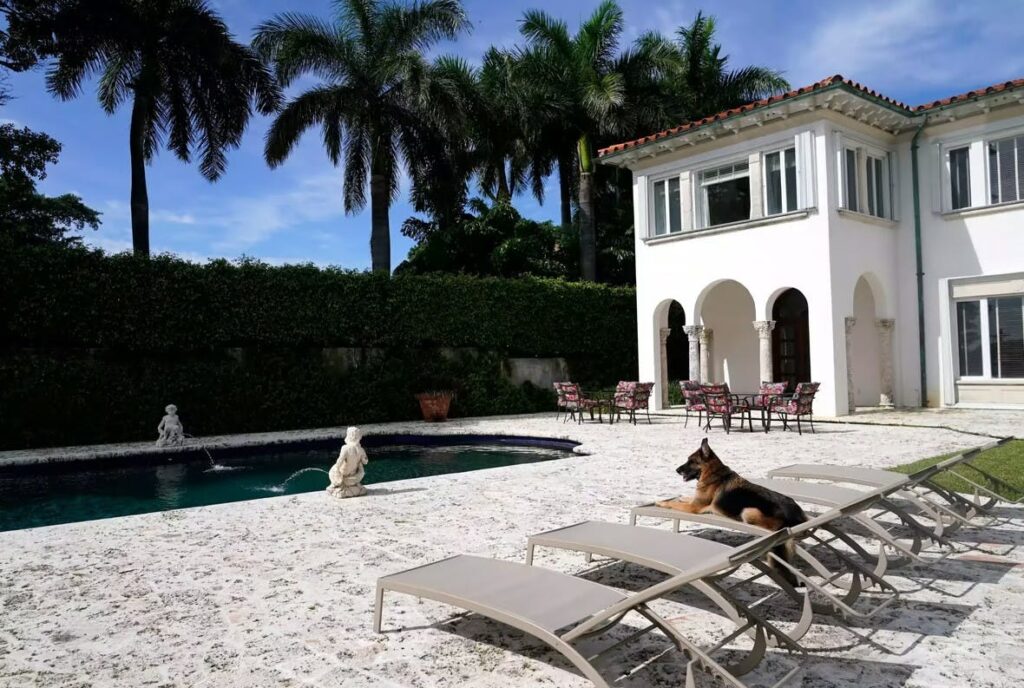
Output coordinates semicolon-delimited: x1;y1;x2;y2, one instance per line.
722;391;786;433
580;390;618;424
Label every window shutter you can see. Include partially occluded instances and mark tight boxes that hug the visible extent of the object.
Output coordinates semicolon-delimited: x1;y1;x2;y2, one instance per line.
888;151;898;220
795;131;816;209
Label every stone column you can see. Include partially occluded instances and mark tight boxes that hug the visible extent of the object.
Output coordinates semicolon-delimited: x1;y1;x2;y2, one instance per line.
753;320;776;384
876;318;895;407
659;327;671;406
698;328;713;383
844;317;857;413
682;325;703;383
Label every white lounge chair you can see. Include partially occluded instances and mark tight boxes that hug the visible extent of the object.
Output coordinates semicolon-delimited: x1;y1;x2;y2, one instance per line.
375;529;805;688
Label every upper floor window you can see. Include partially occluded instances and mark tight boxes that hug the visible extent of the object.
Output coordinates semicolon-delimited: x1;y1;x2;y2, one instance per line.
700;161;750;227
764;147;797;216
652;176;682;236
838;141;893;219
988;134;1024;205
948;146;971;210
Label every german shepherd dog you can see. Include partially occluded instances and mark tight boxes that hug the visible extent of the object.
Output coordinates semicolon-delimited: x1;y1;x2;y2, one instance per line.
656;438;806;581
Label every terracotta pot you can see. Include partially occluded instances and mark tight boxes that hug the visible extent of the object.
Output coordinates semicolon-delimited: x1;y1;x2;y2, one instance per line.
415;392;453;422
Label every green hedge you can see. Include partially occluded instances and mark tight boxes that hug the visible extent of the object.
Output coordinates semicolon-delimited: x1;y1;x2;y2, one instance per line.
0;243;637;449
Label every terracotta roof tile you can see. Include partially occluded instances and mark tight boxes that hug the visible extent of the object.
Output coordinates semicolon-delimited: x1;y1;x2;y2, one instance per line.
598;74;1024;158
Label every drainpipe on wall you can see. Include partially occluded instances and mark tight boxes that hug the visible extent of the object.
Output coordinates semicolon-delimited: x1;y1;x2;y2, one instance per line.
911;116;928;407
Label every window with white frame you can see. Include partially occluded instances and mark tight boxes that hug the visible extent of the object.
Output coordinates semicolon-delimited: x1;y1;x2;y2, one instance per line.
700;161;750;227
651;176;682;236
956;295;1024;379
948;146;971;210
764;147;797;216
839;141;893;219
987;134;1024;205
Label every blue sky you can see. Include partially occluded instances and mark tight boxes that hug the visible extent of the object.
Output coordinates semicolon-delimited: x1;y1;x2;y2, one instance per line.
3;0;1023;269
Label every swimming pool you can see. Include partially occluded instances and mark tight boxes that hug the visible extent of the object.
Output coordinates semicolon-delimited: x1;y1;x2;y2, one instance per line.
0;435;577;532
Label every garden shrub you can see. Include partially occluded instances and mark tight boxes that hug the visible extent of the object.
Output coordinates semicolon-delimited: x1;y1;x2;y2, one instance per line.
0;242;638;449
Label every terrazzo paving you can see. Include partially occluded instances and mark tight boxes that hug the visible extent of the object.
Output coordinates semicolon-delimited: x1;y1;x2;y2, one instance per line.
1;412;1023;687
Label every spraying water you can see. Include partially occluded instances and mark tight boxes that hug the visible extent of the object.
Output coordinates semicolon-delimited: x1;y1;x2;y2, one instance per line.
259;467;330;494
183;434;240;473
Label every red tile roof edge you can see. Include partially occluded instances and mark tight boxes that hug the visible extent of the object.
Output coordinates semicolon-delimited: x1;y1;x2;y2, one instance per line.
598;74;1024;158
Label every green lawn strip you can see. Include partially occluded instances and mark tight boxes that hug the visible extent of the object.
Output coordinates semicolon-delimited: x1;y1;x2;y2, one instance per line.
890;439;1024;500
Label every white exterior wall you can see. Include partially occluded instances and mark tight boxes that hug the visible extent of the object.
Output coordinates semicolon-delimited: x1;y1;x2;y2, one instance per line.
627;99;1024;415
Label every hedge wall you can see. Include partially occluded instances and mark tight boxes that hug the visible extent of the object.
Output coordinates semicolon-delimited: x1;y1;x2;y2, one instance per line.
0;243;638;449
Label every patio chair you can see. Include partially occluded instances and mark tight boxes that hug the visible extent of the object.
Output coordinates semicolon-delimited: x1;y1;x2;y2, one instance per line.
748;382;788;433
679;380;706;428
612;381;654;425
768;382;820;435
555;382;599;424
553;382;569;421
767;437;1015;526
375;528;806;688
701;383;753;433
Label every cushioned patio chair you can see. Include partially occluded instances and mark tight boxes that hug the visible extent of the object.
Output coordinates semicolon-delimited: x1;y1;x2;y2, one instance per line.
749;382;788;433
554;382;599;424
375;528;805;688
768;382;820;435
679;380;706;428
701;383;753;433
612;381;654;425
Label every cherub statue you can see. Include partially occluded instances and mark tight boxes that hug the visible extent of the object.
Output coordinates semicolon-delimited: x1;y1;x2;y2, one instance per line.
156;404;185;447
327;426;369;498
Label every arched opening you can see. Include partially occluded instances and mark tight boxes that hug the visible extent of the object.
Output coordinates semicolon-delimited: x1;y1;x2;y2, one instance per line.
699;280;757;391
771;288;811;392
666;302;689;382
850;276;882;408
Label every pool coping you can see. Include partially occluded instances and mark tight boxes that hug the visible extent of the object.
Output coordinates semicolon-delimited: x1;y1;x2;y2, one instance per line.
0;415;583;471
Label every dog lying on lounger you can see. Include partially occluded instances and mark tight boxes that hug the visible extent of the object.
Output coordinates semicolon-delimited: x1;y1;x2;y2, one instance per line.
657;438;807;578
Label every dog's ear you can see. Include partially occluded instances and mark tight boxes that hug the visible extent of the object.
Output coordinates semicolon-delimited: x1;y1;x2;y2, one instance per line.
700;437;711;459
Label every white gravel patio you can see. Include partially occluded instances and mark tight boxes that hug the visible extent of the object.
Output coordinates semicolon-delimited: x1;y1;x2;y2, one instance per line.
1;411;1023;688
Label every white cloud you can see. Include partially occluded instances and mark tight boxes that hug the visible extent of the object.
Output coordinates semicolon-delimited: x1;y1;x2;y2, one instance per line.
789;0;1024;94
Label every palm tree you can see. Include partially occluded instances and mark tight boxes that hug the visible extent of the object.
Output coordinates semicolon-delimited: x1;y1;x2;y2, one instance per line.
253;0;470;274
518;0;660;281
640;12;790;123
37;0;280;257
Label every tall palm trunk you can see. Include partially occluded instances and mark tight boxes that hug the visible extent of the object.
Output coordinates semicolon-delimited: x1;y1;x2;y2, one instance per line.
558;150;573;228
495;160;511;203
576;134;596;281
129;93;150;257
369;163;391;274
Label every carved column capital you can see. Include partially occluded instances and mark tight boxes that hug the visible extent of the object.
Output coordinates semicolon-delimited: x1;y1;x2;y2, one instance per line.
682;324;703;338
876;318;896;332
659;327;672;344
752;320;776;338
698;327;713;346
844;316;857;334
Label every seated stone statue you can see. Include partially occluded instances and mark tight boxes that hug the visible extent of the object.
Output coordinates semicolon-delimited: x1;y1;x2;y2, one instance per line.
156;404;185;447
327;426;369;498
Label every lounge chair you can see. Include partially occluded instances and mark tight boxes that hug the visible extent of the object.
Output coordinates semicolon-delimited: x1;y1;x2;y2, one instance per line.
375;529;805;688
767;437;1016;521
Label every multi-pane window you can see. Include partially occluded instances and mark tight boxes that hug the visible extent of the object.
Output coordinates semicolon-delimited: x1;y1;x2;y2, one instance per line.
652;177;681;236
988;134;1024;205
764;147;797;216
956;296;1024;379
865;155;886;218
700;161;750;227
844;149;859;212
956;301;983;376
949;147;971;210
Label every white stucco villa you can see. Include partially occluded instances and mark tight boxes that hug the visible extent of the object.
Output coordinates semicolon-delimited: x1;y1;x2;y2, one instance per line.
599;74;1024;417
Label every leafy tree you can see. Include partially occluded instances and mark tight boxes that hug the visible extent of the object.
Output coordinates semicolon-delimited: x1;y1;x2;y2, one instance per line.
397;199;572;279
0;115;100;244
517;0;662;282
253;0;470;274
640;12;789;122
11;0;280;257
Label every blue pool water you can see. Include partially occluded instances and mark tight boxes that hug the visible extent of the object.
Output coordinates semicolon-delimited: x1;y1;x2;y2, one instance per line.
0;437;575;532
